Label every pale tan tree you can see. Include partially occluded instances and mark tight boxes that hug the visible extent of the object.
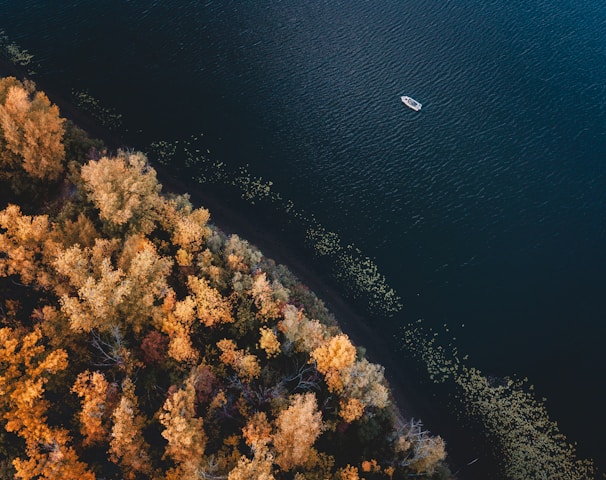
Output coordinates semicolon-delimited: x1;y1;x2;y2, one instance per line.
250;272;287;321
79;152;162;235
279;305;329;353
341;359;390;410
228;445;275;480
54;235;172;333
158;374;207;475
273;393;324;471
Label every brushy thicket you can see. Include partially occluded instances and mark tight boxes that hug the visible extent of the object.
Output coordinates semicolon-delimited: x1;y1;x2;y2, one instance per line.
0;76;450;479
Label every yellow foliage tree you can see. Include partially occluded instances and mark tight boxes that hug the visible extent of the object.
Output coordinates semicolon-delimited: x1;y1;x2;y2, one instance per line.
159;374;207;476
79;152;162;235
171;205;210;255
259;327;281;358
0;79;66;181
187;275;234;327
273;393;324;472
310;334;357;393
217;338;261;382
108;378;153;479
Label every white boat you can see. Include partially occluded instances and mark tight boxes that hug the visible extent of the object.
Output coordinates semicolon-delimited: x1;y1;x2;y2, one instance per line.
401;95;422;111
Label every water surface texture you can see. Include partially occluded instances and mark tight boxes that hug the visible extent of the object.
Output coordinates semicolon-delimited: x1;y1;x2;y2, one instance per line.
2;0;605;469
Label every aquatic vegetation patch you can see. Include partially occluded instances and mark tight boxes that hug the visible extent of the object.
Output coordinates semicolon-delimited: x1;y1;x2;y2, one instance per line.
0;30;36;75
399;321;595;479
72;89;123;131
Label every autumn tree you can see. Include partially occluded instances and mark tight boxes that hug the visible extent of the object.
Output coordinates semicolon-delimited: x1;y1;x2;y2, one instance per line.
279;305;329;353
108;378;153;479
53;235;172;333
71;370;115;446
217;338;261;382
165;198;210;263
228;445;275;480
394;419;446;475
310;334;357;394
223;234;262;274
259;327;281;358
0;204;59;289
0;78;66;181
242;412;273;451
273;392;324;471
160;290;200;363
250;272;288;322
339;398;365;423
187;275;234;327
340;358;390;410
140;330;169;365
0;327;95;480
79;152;162;235
158;373;207;477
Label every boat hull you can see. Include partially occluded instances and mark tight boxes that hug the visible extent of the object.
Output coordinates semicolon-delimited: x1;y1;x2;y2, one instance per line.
401;96;422;111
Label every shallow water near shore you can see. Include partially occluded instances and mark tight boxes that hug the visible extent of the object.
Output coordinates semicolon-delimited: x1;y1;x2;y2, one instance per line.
2;0;606;473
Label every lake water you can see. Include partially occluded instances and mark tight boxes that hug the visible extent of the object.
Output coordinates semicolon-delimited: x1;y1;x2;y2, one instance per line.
2;0;605;473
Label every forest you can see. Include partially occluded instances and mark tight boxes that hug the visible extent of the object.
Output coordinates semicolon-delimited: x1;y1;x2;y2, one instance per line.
0;76;450;479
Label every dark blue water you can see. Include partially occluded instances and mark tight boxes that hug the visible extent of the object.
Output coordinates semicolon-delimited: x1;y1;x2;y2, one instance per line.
2;0;605;471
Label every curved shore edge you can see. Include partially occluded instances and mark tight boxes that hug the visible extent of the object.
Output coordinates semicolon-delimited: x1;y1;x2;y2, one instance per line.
0;67;463;478
2;58;598;479
0;56;505;478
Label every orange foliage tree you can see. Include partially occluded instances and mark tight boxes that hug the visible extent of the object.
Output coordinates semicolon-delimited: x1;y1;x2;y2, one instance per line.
0;78;66;181
108;378;153;479
310;333;357;394
71;370;115;446
0;204;59;289
160;289;199;363
217;338;261;382
0;327;95;480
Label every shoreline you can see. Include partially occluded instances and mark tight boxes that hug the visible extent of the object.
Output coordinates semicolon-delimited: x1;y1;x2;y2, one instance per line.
1;60;482;477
